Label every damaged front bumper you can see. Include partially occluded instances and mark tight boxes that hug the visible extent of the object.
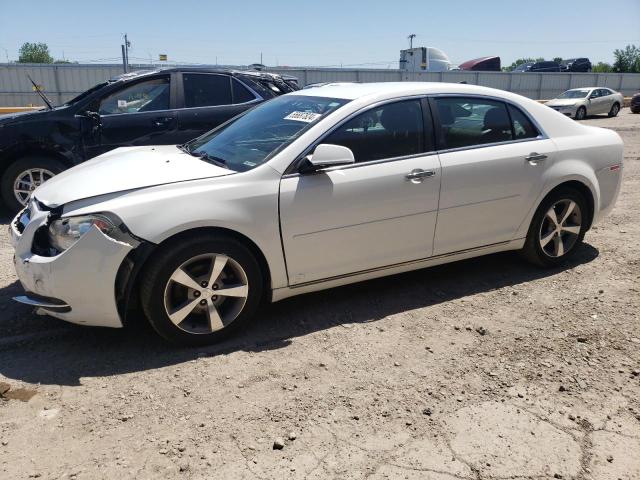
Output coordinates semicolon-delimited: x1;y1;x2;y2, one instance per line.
10;201;134;328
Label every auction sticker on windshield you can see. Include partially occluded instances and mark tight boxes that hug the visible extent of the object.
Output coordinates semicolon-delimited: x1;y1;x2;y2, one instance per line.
284;111;322;123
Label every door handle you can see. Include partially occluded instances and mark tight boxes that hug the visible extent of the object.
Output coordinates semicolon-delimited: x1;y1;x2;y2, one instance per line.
525;152;548;164
405;169;436;182
153;116;174;127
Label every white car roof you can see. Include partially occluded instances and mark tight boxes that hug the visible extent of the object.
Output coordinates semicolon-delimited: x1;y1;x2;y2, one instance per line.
295;81;516;101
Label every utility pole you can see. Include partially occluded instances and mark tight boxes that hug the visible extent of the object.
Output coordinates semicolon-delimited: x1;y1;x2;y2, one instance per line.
408;33;416;49
123;33;131;71
121;44;127;73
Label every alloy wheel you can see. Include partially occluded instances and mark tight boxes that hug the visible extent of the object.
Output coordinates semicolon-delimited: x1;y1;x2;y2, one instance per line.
539;199;582;258
163;253;249;334
13;168;55;206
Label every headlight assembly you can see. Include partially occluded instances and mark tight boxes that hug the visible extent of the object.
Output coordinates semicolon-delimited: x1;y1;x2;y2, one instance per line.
47;214;119;252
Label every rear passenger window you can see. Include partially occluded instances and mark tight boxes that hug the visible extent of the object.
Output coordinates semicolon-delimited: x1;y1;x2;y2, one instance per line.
323;99;425;163
508;105;539;140
183;74;232;107
434;97;512;149
232;79;256;103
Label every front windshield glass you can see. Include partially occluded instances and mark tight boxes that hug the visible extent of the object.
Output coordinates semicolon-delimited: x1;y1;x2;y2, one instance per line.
557;89;589;99
186;95;350;172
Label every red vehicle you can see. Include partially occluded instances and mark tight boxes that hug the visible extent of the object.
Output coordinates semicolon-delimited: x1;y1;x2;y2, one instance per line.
458;56;501;72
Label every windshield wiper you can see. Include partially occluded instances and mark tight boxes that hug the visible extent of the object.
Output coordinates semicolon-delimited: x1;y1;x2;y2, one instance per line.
191;151;229;169
178;143;191;155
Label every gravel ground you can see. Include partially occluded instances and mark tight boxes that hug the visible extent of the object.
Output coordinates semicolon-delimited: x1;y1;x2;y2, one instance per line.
0;109;639;480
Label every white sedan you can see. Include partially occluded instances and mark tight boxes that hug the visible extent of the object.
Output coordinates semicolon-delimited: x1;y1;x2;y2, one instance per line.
546;88;624;120
10;83;623;345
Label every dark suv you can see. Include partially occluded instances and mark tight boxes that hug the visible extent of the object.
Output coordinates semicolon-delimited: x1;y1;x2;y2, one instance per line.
0;68;299;210
560;58;592;72
514;61;561;72
631;91;640;114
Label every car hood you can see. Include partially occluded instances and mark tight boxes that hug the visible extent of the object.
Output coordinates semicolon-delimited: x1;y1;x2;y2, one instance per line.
34;145;233;207
546;99;582;107
0;108;49;126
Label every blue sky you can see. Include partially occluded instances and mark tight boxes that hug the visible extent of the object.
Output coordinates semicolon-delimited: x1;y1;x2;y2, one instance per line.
1;0;639;67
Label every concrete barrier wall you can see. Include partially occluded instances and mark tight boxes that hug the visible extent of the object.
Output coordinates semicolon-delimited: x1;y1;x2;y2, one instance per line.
1;63;639;107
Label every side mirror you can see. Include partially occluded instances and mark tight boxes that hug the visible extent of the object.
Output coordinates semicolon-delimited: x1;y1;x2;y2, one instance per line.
82;110;101;122
298;144;355;174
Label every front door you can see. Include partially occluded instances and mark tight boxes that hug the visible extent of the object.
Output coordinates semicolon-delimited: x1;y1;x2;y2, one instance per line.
86;74;177;158
279;98;441;285
431;96;556;255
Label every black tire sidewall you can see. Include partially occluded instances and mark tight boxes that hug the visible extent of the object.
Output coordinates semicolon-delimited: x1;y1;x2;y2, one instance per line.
575;107;586;120
524;188;588;267
1;156;66;211
140;236;264;346
608;103;619;117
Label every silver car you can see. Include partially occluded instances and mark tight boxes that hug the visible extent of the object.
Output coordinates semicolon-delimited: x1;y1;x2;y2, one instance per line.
546;88;624;120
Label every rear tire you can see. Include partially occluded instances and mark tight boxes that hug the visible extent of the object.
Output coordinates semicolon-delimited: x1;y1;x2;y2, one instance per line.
608;103;620;117
521;188;588;268
1;156;65;211
575;106;587;120
139;234;264;346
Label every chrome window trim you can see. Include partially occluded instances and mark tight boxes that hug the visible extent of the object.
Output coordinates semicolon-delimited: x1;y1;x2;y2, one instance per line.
181;73;264;109
428;93;549;141
282;92;549;178
435;135;546;155
283;94;432;175
98;75;172;117
282;151;439;179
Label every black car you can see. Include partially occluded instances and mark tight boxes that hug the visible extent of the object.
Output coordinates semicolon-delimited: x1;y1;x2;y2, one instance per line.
513;61;561;72
631;92;640;114
0;68;299;210
560;58;592;72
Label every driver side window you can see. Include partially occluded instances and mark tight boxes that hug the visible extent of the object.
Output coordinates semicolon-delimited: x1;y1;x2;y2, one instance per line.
322;99;426;163
99;77;170;115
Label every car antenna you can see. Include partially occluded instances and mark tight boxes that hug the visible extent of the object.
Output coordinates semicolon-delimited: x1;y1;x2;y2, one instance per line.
26;74;54;110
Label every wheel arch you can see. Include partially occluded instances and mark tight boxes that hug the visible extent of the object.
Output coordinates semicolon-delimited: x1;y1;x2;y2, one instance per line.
516;173;598;241
116;226;273;326
543;180;595;230
0;143;75;178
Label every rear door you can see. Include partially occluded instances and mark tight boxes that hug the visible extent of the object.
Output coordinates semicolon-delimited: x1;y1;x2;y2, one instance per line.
599;89;614;113
174;73;261;143
87;74;178;157
588;89;606;114
431;96;556;255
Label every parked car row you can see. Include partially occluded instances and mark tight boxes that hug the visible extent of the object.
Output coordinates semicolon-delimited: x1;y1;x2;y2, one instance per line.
545;87;624;120
513;58;592;73
9;82;623;345
0;68;299;210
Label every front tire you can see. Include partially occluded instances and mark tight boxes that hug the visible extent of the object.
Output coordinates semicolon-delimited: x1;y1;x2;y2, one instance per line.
575;106;587;120
608;103;620;117
521;188;588;267
1;156;65;211
140;234;264;346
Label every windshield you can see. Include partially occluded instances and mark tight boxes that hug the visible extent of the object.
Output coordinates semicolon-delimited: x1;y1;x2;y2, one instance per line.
186;95;350;172
64;82;109;106
557;89;589;99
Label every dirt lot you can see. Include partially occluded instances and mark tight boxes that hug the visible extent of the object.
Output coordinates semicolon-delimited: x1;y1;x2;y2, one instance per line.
0;110;639;480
